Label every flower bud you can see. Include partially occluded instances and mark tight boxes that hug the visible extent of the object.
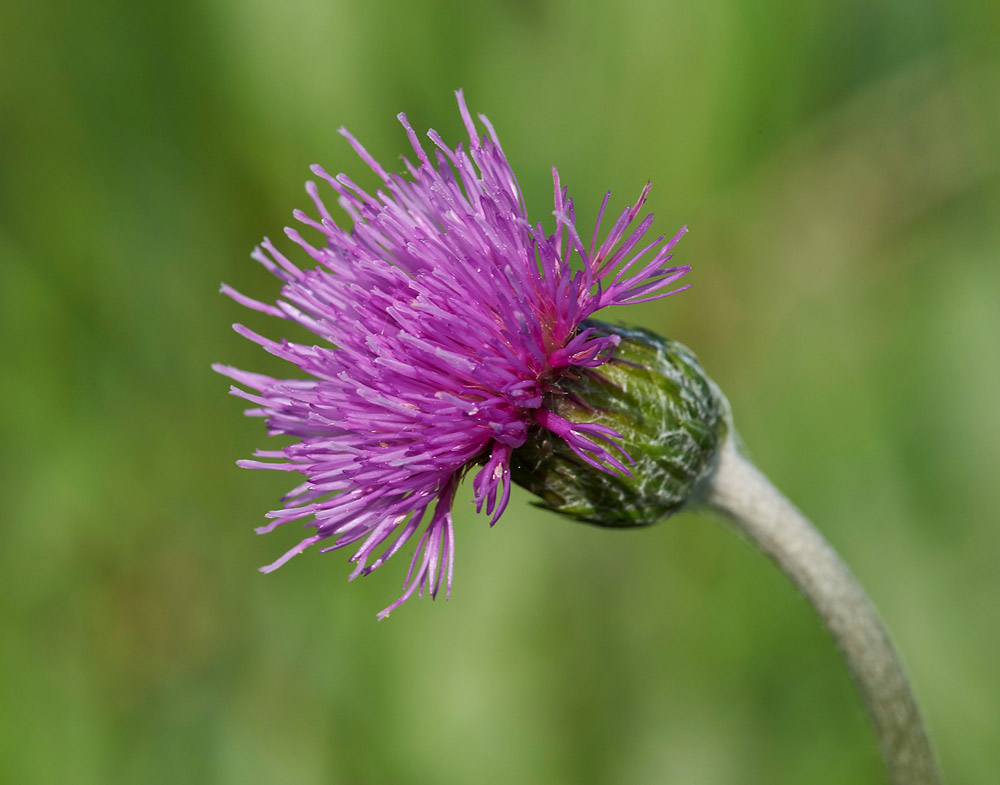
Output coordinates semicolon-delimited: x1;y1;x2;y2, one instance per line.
511;320;728;527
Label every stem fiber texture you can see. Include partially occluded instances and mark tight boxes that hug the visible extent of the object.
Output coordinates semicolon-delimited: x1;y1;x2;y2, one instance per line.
700;438;941;785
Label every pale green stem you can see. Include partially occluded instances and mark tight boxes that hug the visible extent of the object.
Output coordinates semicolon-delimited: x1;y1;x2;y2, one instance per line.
697;437;942;785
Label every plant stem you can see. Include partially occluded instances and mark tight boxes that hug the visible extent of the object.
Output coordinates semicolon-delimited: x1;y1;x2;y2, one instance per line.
697;437;941;785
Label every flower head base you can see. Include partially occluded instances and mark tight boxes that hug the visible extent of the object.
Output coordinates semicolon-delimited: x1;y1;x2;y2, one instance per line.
512;321;728;527
216;91;692;618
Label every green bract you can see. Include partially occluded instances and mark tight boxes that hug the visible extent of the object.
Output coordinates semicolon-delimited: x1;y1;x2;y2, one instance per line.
511;320;728;527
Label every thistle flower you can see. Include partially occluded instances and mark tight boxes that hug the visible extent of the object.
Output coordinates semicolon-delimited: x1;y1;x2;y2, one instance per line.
216;91;697;618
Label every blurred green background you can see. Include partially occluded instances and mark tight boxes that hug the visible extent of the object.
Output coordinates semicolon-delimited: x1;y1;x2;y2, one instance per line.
2;0;998;783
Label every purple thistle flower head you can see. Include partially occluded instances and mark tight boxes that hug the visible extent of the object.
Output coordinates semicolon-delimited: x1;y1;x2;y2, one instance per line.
215;91;693;618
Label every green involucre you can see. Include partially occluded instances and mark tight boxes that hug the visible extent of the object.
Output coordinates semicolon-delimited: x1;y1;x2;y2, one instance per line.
511;320;728;527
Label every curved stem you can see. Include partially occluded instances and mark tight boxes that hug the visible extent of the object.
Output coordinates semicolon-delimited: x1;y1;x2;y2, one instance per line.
698;437;941;785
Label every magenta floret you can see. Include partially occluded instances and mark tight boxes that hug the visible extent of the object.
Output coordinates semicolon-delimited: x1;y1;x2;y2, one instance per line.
216;91;689;617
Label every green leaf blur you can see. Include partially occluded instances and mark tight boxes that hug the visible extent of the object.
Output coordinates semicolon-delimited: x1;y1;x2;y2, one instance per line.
2;0;998;783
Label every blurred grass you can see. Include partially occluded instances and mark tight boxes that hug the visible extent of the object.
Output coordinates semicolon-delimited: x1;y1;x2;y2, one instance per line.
1;0;998;783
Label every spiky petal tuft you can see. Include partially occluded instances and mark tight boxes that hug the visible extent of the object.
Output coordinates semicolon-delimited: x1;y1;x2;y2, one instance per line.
216;91;690;617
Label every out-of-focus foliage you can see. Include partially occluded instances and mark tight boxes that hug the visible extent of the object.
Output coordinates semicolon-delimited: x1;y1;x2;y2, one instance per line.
1;0;998;783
